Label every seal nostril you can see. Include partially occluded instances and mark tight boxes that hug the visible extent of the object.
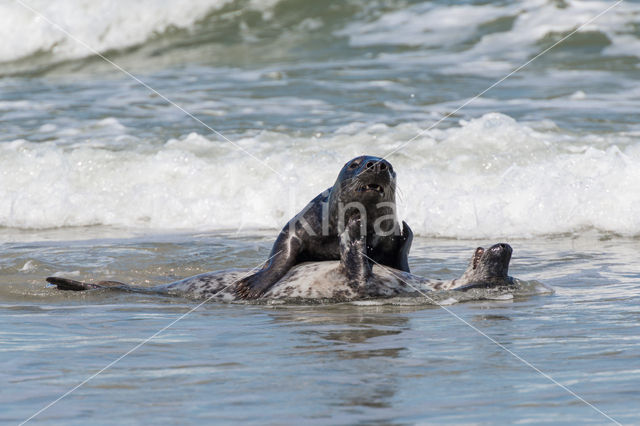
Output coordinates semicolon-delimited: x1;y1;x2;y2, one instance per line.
366;161;374;169
379;162;387;171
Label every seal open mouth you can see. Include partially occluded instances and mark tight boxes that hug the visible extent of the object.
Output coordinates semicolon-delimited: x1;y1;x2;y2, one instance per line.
359;183;384;194
471;247;485;269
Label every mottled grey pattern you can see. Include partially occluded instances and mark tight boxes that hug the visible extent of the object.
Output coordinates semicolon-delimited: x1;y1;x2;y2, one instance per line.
47;244;514;303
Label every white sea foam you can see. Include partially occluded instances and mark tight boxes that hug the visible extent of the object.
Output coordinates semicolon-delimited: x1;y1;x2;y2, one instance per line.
19;260;36;272
2;113;640;238
1;0;637;67
0;0;261;63
339;0;640;66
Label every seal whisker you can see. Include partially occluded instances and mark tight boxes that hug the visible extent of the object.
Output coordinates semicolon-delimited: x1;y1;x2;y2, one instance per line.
347;176;363;193
395;184;405;203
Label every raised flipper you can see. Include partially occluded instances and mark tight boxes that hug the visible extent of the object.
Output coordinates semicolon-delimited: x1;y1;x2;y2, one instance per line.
396;221;413;273
339;216;372;293
234;221;304;300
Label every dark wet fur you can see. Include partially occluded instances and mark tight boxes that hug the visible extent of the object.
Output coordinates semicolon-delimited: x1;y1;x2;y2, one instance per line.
46;277;96;291
234;155;413;299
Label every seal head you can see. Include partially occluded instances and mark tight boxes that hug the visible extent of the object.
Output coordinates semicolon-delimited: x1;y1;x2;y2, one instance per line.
454;243;513;290
329;156;397;232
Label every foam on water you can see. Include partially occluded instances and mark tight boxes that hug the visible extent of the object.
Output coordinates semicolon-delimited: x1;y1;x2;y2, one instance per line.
2;112;639;238
0;0;638;68
0;0;248;63
336;0;640;80
340;0;640;62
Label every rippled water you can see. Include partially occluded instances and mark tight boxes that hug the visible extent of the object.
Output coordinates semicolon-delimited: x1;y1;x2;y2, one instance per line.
2;0;640;423
1;233;639;423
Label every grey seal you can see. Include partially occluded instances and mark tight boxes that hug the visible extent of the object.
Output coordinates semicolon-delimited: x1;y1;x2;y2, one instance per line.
234;155;413;299
46;238;514;303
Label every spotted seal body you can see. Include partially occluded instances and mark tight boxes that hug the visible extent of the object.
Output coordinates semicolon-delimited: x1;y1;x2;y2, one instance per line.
46;243;514;302
233;155;413;299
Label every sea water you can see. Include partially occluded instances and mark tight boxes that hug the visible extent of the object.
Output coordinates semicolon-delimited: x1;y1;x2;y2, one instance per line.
1;0;639;423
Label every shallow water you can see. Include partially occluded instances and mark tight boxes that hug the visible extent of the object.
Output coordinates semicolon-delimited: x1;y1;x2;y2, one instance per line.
1;233;639;424
2;0;640;423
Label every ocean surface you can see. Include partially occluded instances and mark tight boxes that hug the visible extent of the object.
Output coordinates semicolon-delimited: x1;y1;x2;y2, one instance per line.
1;0;639;424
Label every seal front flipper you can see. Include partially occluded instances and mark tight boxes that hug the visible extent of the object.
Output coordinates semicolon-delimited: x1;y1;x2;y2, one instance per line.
396;221;413;273
235;229;303;299
339;217;372;293
235;249;301;299
234;270;273;299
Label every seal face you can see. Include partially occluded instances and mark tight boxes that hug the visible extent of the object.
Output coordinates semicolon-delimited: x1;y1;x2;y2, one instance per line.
234;155;413;299
452;243;514;290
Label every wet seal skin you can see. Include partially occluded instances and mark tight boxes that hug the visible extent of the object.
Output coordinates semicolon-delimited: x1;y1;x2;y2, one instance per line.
233;155;413;299
451;243;514;291
46;238;515;303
